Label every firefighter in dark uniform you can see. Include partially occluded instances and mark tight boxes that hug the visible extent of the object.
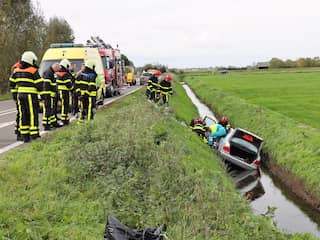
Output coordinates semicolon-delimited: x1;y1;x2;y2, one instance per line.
41;63;61;130
159;74;173;105
145;73;152;99
9;61;22;140
149;71;161;102
56;59;73;125
9;51;42;142
75;60;97;121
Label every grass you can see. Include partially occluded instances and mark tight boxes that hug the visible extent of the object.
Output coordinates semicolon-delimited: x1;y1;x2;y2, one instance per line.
0;89;316;239
185;70;320;129
183;70;320;198
0;93;12;101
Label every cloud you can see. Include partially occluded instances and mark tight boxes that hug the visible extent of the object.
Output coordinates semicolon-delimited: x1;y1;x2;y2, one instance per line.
35;0;320;68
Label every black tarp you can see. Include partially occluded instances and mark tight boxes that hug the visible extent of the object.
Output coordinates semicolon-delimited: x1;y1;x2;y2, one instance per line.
104;214;166;240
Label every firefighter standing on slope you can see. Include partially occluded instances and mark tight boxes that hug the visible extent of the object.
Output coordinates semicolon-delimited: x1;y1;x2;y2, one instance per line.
75;60;97;121
56;59;73;125
9;51;42;142
159;74;173;105
9;61;22;140
149;70;161;102
41;63;61;130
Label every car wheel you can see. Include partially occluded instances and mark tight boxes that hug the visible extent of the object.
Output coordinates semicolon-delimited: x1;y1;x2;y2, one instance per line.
106;87;113;98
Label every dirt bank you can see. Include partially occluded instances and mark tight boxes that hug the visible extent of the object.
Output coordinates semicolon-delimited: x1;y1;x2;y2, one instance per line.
262;151;320;214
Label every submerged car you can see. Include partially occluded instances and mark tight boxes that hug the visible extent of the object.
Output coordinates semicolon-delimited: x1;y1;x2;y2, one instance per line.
230;169;265;201
218;128;263;170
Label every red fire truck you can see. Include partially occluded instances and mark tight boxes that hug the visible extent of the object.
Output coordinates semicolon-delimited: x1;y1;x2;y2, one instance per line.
90;36;124;97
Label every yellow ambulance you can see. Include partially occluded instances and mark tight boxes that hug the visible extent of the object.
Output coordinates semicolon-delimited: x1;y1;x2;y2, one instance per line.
39;43;106;104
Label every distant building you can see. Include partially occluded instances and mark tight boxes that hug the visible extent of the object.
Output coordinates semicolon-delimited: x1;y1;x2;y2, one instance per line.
256;62;270;69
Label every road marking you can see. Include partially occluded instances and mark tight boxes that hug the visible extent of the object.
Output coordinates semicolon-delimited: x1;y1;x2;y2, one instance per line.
0;110;17;117
0;121;15;129
0;86;142;156
0;141;24;155
0;108;16;114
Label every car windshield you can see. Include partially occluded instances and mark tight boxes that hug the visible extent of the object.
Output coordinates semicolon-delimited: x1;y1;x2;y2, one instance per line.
204;116;216;127
39;59;84;76
142;73;152;77
230;137;258;154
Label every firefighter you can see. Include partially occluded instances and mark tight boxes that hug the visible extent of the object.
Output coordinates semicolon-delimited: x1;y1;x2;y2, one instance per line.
149;71;161;102
159;74;173;105
9;51;42;142
9;61;22;140
56;59;73;125
189;117;205;128
75;60;97;121
41;63;61;130
69;63;79;116
207;116;229;147
145;73;153;99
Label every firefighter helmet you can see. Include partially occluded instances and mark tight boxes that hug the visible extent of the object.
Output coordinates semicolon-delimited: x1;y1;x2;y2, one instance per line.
165;74;172;81
154;70;162;76
59;59;71;69
21;51;38;65
85;60;96;70
220;116;228;126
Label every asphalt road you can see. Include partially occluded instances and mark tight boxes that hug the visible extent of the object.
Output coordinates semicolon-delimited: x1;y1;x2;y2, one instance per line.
0;84;142;155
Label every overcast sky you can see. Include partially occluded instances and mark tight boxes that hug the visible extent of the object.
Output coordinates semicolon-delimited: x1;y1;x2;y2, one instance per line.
35;0;320;68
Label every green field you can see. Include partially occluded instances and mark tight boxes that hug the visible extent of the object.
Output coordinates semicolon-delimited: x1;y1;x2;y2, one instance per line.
0;89;313;239
184;70;320;129
183;69;320;201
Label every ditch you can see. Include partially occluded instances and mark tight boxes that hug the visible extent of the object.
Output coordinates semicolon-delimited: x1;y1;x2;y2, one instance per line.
182;83;320;238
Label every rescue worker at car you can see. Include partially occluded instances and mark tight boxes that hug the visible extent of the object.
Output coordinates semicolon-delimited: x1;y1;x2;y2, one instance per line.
159;74;173;105
9;60;22;140
191;119;209;143
75;60;97;121
207;116;229;146
56;59;73;125
41;63;61;130
189;117;205;128
9;51;42;142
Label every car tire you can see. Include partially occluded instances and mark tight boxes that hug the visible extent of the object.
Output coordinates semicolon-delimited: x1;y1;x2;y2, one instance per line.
106;87;113;98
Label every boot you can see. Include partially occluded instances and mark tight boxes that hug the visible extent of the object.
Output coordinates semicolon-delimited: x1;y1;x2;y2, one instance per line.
23;135;30;143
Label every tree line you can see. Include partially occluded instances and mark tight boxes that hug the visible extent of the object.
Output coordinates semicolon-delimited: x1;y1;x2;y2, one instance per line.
269;57;320;68
0;0;74;93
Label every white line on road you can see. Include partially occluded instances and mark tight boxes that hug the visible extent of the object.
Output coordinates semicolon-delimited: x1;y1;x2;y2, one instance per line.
0;110;17;117
0;108;16;114
0;141;24;155
0;121;15;129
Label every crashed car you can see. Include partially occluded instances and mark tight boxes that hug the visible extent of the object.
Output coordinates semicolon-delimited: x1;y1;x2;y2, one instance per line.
217;128;263;170
229;169;265;201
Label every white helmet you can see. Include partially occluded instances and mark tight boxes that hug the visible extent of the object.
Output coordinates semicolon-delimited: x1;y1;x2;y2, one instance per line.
59;59;71;69
85;60;96;70
21;51;38;65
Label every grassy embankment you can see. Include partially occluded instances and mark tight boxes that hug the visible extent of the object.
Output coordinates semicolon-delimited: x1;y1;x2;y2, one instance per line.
183;70;320;197
0;93;11;101
0;89;315;239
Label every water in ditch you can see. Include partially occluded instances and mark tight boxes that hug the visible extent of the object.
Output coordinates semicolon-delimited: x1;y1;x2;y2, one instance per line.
182;83;320;237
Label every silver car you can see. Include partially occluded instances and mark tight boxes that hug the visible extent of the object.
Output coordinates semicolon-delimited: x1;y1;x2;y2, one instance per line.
139;72;152;85
218;128;264;170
